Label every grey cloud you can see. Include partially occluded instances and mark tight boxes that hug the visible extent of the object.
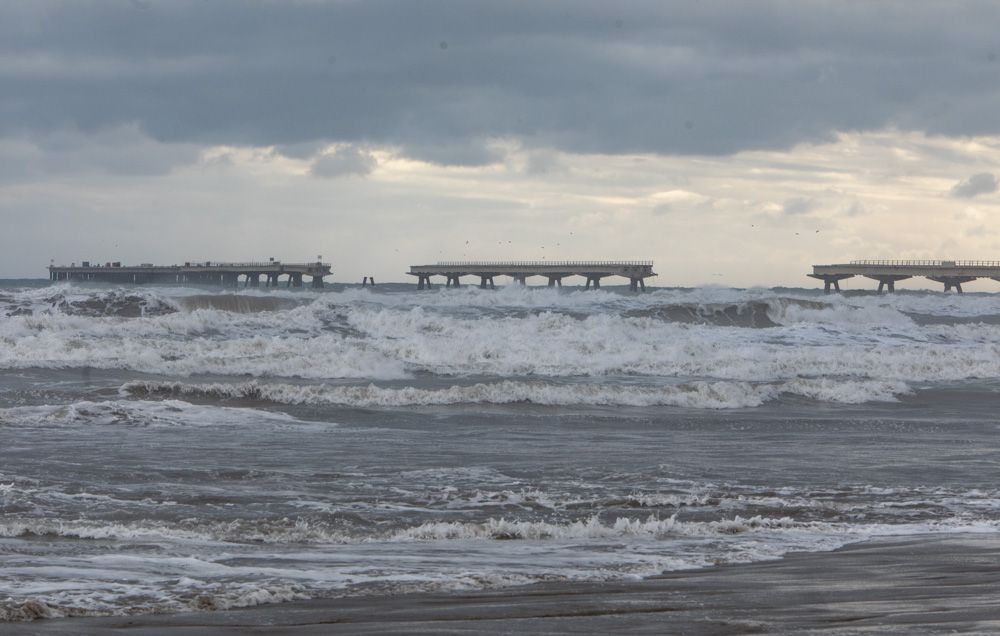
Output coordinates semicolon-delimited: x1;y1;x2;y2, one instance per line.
310;146;377;179
523;149;563;175
783;197;818;215
398;139;505;167
275;141;328;160
950;172;998;198
840;200;869;217
965;223;996;237
0;126;198;182
4;1;1000;164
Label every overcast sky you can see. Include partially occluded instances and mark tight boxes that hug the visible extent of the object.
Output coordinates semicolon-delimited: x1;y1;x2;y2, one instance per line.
4;0;1000;288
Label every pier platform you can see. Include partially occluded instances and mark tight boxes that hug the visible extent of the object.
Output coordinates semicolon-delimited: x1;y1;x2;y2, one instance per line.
49;261;332;288
408;261;656;290
811;260;1000;293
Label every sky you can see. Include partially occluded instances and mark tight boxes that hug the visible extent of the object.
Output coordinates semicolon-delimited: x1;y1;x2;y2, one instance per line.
3;1;1000;288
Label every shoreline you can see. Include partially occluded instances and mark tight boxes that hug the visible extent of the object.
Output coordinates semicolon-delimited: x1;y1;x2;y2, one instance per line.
8;533;1000;635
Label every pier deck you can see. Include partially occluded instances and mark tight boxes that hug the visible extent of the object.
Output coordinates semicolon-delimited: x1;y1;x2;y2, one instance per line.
49;261;332;288
409;260;656;290
811;260;1000;293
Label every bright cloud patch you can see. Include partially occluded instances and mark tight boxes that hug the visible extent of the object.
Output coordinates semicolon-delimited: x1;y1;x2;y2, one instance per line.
310;146;377;179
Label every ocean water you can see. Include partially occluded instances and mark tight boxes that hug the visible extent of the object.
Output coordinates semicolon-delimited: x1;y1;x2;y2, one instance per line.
2;280;1000;621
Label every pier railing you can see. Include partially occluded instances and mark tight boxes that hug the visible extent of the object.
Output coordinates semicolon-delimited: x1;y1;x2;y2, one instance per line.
50;261;330;269
849;260;1000;267
431;260;654;268
188;261;330;268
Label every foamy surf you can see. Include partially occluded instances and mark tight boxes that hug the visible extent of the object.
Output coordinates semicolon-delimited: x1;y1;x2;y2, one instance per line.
3;510;997;621
120;377;911;409
5;287;1000;384
5;281;1000;624
0;399;324;430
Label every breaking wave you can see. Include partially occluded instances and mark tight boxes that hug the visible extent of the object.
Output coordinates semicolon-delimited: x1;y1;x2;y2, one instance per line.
175;295;299;313
6;512;996;547
625;300;781;327
5;286;1000;384
0;399;316;430
121;378;911;409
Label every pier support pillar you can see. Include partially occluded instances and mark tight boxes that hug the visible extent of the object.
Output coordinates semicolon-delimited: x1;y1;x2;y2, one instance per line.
479;276;495;290
808;273;855;294
547;277;563;288
446;275;461;288
629;277;648;292
929;276;976;293
513;275;527;286
312;275;324;289
584;276;602;290
417;275;432;290
291;273;303;288
865;275;911;294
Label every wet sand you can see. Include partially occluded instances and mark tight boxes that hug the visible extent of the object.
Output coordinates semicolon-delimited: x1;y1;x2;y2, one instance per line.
8;534;1000;635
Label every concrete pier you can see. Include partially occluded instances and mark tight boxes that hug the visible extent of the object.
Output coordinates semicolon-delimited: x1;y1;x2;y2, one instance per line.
409;261;656;290
811;260;1000;293
49;261;332;288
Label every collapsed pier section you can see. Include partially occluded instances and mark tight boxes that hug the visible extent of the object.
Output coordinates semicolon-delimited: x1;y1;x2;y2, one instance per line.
408;261;656;291
811;260;1000;293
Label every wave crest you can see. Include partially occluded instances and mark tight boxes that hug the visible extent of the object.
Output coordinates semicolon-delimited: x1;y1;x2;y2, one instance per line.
121;378;910;409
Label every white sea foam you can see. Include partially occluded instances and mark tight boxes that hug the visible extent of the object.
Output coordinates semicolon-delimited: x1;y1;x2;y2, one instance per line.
6;509;995;548
0;399;317;430
121;378;911;409
0;516;355;545
6;286;1000;384
4;508;999;621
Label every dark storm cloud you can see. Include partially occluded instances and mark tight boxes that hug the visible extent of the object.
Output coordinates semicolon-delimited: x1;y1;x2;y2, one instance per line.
0;126;199;182
950;172;998;198
3;1;1000;164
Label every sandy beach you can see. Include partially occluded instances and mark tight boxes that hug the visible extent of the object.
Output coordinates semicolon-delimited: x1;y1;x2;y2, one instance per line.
8;535;1000;635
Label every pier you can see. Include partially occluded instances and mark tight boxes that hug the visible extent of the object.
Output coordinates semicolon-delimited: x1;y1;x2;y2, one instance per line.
811;260;1000;293
408;261;656;290
49;261;332;288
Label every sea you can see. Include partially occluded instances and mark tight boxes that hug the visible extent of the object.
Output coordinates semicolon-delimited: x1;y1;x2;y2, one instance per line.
2;279;1000;621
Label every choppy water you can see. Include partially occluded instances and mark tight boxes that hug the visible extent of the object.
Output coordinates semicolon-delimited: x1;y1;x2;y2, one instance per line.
2;280;1000;621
